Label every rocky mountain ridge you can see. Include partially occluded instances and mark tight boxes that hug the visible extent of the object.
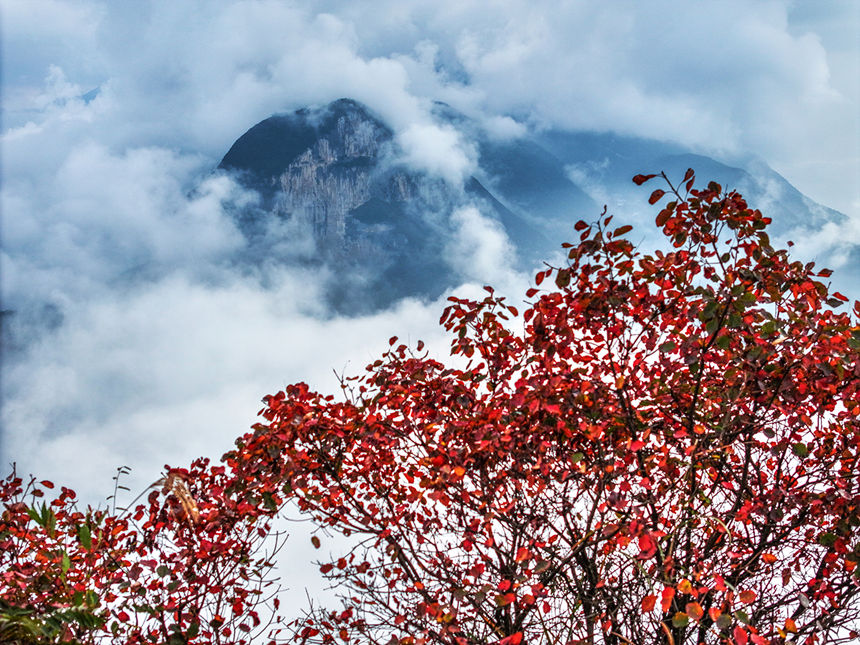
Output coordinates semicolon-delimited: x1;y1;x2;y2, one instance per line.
218;98;857;311
220;99;536;311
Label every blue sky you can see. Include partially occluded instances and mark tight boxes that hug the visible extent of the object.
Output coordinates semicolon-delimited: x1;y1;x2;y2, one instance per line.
1;0;858;499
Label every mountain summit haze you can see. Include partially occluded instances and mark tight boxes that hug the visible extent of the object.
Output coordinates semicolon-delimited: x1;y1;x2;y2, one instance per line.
217;99;858;311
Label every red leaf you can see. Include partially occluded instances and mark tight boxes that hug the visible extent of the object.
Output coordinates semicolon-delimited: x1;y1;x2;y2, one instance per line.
637;533;657;560
683;168;695;182
686;602;704;621
649;189;666;205
32;167;852;645
656;208;672;227
633;173;657;185
661;587;675;613
574;220;588;231
555;269;571;289
738;589;756;604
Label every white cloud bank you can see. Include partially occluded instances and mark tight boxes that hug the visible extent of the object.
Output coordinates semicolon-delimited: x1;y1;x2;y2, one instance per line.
1;0;856;619
4;0;858;211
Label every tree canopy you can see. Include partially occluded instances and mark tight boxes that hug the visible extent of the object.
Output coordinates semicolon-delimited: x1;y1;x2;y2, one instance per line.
3;170;859;644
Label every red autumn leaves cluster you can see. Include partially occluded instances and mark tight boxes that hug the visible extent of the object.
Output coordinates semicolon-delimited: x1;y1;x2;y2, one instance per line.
2;170;858;644
233;170;858;644
1;459;284;643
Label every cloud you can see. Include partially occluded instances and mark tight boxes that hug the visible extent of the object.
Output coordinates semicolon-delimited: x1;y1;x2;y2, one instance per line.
2;268;454;500
445;205;517;286
398;123;477;185
1;142;244;307
5;1;857;203
321;0;858;218
1;0;856;620
1;0;857;506
0;0;103;107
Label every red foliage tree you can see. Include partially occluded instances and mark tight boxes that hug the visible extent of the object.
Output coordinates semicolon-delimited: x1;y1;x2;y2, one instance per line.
3;171;858;644
0;458;285;644
229;171;860;644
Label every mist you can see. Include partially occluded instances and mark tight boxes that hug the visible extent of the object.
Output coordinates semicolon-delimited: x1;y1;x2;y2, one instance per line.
1;0;858;615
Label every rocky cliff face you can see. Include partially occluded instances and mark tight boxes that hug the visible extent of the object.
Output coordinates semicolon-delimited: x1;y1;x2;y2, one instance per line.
271;105;409;242
219;98;857;311
219;99;460;310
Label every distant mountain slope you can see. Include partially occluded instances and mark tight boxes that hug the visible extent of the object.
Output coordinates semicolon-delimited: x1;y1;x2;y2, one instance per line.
218;99;855;311
218;99;546;311
538;130;847;232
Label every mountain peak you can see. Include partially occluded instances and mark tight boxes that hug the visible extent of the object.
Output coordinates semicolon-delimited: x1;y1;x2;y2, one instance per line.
218;99;391;193
217;98;855;312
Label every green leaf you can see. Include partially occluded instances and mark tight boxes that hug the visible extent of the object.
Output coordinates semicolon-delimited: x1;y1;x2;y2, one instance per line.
735;610;750;625
792;443;809;459
706;316;720;335
760;320;777;337
27;507;43;526
570;452;584;464
44;615;63;635
36;503;57;537
672;612;689;628
262;491;278;512
62;609;105;630
727;311;742;328
61;551;71;574
659;341;676;352
78;524;92;550
555;269;571;289
85;590;100;609
156;565;170;578
818;532;837;547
